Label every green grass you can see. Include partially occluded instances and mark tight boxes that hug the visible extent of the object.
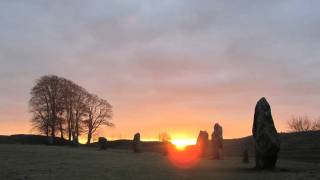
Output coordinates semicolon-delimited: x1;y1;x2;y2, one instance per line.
0;144;319;180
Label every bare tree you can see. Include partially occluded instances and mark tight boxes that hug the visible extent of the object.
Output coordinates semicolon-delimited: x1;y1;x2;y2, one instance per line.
287;116;313;132
29;75;65;139
84;94;113;144
158;132;171;142
312;118;320;131
58;78;89;143
61;78;76;141
30;75;114;144
71;85;88;143
30;109;50;136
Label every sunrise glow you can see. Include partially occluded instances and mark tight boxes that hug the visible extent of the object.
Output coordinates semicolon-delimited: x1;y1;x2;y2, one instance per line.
171;139;196;150
167;144;201;169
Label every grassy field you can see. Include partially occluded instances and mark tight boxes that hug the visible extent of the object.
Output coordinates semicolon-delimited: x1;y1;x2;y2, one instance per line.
0;144;319;180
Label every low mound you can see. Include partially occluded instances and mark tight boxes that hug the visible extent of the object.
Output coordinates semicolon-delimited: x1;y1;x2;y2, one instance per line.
1;131;319;162
223;131;320;163
0;134;69;145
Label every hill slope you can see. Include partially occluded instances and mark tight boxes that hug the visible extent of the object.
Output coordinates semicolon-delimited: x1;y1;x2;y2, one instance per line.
1;131;319;162
223;131;320;163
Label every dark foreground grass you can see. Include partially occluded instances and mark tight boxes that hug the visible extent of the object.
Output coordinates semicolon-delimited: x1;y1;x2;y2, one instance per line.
0;144;319;180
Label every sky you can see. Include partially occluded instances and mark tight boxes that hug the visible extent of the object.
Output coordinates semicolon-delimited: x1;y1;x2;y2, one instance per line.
0;1;320;142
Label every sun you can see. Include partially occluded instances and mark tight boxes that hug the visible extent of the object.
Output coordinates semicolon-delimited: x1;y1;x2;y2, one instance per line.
171;139;196;150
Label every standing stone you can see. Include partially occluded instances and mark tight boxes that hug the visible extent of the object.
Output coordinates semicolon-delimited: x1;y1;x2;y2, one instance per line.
211;123;223;159
133;133;142;153
98;137;108;150
252;97;280;169
196;131;209;156
242;148;249;163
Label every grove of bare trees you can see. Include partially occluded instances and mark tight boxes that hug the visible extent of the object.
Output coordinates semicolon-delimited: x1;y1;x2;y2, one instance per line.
287;116;320;132
29;75;113;144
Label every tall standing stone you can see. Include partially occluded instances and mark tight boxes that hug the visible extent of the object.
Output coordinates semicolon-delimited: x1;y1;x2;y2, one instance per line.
133;133;142;153
211;123;223;159
252;97;280;169
196;131;209;156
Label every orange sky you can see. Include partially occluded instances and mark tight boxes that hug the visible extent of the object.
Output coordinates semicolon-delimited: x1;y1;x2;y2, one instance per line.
0;94;298;141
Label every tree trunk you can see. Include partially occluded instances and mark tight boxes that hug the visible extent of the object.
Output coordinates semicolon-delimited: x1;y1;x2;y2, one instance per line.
71;131;78;145
75;121;79;143
67;111;72;141
86;130;92;144
68;109;73;142
74;109;80;144
51;125;55;138
68;123;71;141
86;116;93;144
59;121;64;139
46;124;49;137
75;120;79;138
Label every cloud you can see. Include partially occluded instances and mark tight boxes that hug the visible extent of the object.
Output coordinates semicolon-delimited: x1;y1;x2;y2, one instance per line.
0;1;320;138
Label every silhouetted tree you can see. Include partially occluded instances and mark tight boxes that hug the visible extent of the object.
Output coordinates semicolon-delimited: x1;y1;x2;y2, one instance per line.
158;132;171;142
288;116;314;132
312;118;320;131
30;75;65;139
70;84;88;144
61;78;77;141
30;75;114;144
84;94;113;144
30;109;50;136
57;116;65;139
